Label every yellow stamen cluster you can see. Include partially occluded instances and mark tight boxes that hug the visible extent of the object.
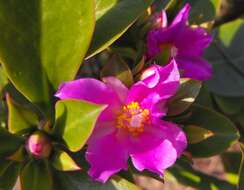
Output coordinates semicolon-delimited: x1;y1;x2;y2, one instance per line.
116;101;150;136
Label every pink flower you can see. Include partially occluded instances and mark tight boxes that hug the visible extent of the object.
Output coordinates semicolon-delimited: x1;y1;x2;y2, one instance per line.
147;4;213;80
55;60;187;182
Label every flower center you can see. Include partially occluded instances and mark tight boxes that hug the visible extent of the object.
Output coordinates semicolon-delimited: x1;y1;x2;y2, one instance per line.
159;43;178;58
116;101;150;136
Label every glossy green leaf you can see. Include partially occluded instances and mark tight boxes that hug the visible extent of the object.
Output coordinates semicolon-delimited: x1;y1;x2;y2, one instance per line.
101;54;133;87
169;159;236;190
54;172;140;190
51;150;80;171
54;100;106;152
0;161;19;190
185;125;214;144
87;0;153;58
206;19;244;97
20;160;52;190
0;127;23;157
0;1;95;116
7;94;38;134
185;105;239;157
168;79;202;116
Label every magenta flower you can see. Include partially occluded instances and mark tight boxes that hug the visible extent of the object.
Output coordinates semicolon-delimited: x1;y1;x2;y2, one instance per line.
147;4;213;80
55;60;187;182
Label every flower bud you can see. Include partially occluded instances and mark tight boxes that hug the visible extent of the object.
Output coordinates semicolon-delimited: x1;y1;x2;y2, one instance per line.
26;131;52;159
151;11;167;29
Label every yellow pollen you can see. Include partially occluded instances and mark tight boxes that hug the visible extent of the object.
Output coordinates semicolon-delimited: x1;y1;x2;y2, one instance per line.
116;101;150;136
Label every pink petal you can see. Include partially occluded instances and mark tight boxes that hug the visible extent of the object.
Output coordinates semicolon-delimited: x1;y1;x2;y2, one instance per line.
86;132;128;183
131;139;177;175
55;78;119;105
102;77;128;103
176;56;212;80
153;10;168;28
126;60;180;104
171;3;190;27
176;27;213;56
130;120;187;175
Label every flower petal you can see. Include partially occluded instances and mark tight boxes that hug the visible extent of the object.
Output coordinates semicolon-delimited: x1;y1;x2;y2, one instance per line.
176;56;212;80
130;120;187;175
176;27;212;56
102;77;128;103
171;3;190;27
55;78;119;105
86;132;128;183
127;60;180;103
131;139;177;175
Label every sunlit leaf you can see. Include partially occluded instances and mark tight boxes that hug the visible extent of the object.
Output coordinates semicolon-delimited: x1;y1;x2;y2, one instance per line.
7;94;38;134
51;150;80;171
54;100;106;152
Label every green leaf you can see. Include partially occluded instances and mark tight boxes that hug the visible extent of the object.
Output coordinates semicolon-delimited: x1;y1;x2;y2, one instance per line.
7;94;38;134
101;54;133;87
0;161;19;190
87;0;153;58
222;151;242;185
54;172;140;190
185;125;214;144
168;79;202;116
0;127;23;157
51;150;80;171
206;19;244;97
0;1;95;116
20;160;52;190
185;105;239;157
214;95;244;115
53;100;106;152
239;144;244;190
169;159;236;190
182;0;219;24
0;66;8;92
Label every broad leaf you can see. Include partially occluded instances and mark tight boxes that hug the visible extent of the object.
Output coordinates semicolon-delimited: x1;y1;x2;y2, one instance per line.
168;79;202;116
184;105;239;157
0;161;19;190
101;54;133;87
206;19;244;97
214;95;244;116
0;127;23;157
0;1;95;116
184;125;213;144
51;150;80;171
54;100;106;152
87;0;153;58
169;159;236;190
7;95;38;134
54;172;140;190
20;160;52;190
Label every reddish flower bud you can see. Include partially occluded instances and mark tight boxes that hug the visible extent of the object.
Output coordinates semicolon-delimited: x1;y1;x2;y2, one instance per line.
26;131;52;159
